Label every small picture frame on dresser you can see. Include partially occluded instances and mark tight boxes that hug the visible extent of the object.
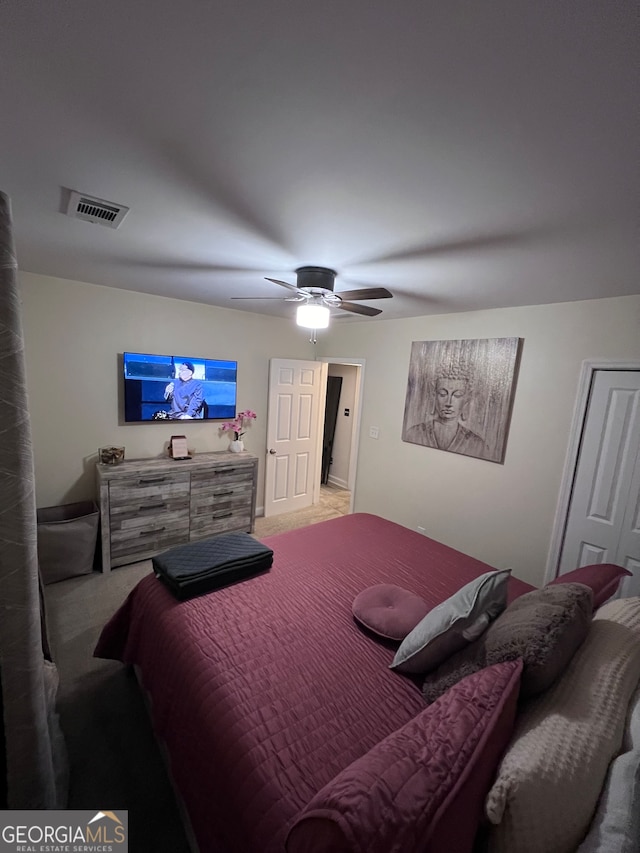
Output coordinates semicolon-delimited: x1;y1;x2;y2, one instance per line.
170;435;191;460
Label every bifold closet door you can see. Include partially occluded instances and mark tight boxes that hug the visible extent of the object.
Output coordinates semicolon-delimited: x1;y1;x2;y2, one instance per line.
558;370;640;596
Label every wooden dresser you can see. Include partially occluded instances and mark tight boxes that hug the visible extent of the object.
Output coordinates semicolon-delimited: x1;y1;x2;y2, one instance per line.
96;452;258;570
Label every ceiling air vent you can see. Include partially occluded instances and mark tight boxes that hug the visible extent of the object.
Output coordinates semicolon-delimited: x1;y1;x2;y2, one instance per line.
67;190;130;228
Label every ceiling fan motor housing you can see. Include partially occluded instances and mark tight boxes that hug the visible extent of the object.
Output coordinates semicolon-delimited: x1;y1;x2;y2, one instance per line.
295;266;337;293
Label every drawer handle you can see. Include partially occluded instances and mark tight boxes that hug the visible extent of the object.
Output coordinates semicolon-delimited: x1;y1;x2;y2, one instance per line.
213;512;233;519
215;490;234;497
139;476;167;484
139;526;166;536
140;502;166;511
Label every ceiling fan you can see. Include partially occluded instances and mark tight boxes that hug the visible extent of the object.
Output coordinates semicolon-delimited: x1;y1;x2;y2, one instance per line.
231;266;393;336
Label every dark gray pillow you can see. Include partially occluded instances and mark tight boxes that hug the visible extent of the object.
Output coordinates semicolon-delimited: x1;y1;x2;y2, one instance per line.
422;582;594;703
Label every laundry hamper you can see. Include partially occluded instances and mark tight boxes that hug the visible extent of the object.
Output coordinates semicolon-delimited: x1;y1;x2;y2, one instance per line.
37;500;99;584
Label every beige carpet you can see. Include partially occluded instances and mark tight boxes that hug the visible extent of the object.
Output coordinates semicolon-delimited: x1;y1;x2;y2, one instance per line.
43;483;350;851
254;482;351;537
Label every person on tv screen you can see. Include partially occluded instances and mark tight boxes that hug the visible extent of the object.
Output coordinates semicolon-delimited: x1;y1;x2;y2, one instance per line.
164;361;204;419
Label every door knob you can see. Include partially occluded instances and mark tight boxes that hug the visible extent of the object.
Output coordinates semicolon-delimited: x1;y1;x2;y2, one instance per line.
269;449;277;454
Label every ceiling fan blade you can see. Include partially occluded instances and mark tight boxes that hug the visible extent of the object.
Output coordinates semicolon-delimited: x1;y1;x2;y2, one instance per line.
338;301;383;317
265;277;302;293
232;295;306;303
336;287;393;301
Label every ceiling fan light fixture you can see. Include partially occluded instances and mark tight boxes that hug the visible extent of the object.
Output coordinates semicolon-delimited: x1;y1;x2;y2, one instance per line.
296;303;330;329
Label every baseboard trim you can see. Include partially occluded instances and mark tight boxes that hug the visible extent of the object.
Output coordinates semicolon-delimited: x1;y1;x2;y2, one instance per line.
327;475;349;490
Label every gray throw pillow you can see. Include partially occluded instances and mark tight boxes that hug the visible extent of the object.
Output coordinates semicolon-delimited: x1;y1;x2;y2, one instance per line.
422;582;594;703
390;569;511;675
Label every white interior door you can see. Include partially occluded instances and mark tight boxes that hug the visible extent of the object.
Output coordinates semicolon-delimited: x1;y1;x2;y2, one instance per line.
264;359;327;518
558;370;640;595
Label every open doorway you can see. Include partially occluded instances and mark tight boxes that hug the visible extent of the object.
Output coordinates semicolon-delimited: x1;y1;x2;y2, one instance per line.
316;357;365;514
262;357;364;526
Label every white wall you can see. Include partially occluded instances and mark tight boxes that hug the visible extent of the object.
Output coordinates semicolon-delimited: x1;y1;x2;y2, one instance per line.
20;274;640;588
19;272;314;507
319;295;640;587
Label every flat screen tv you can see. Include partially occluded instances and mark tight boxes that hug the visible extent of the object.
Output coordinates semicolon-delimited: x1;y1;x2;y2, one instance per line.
123;351;237;423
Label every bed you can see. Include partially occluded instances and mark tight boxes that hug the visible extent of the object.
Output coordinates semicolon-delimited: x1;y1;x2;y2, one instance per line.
95;513;640;853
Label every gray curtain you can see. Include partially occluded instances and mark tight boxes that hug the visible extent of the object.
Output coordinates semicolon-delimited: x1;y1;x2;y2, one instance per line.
0;191;66;807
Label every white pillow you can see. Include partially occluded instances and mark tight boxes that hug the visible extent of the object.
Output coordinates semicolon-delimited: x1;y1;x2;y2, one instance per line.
577;680;640;853
390;569;511;675
485;597;640;853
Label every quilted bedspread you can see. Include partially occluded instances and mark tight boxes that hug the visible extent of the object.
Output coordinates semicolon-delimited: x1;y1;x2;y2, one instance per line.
95;513;533;853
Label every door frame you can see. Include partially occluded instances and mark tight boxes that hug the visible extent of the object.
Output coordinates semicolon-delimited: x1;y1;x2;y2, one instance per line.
544;358;640;583
316;357;366;512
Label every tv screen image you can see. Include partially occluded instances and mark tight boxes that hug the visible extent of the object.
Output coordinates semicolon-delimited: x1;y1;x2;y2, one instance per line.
123;352;237;423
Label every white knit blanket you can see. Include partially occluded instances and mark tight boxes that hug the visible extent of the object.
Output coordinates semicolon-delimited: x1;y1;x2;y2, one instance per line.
485;597;640;853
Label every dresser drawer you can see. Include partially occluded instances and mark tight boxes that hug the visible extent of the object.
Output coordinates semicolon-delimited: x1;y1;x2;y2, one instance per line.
108;471;191;563
190;464;253;538
109;471;190;511
110;510;190;560
190;477;254;508
190;513;252;539
190;463;255;492
190;493;253;538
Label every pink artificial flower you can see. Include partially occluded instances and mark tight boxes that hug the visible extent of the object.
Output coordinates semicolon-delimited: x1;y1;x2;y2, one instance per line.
219;409;257;440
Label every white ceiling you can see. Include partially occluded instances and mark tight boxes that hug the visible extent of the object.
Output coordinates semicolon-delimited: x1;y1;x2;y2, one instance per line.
1;0;638;323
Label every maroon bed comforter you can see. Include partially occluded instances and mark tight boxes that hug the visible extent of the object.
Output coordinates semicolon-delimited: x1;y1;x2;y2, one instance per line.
95;513;533;853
